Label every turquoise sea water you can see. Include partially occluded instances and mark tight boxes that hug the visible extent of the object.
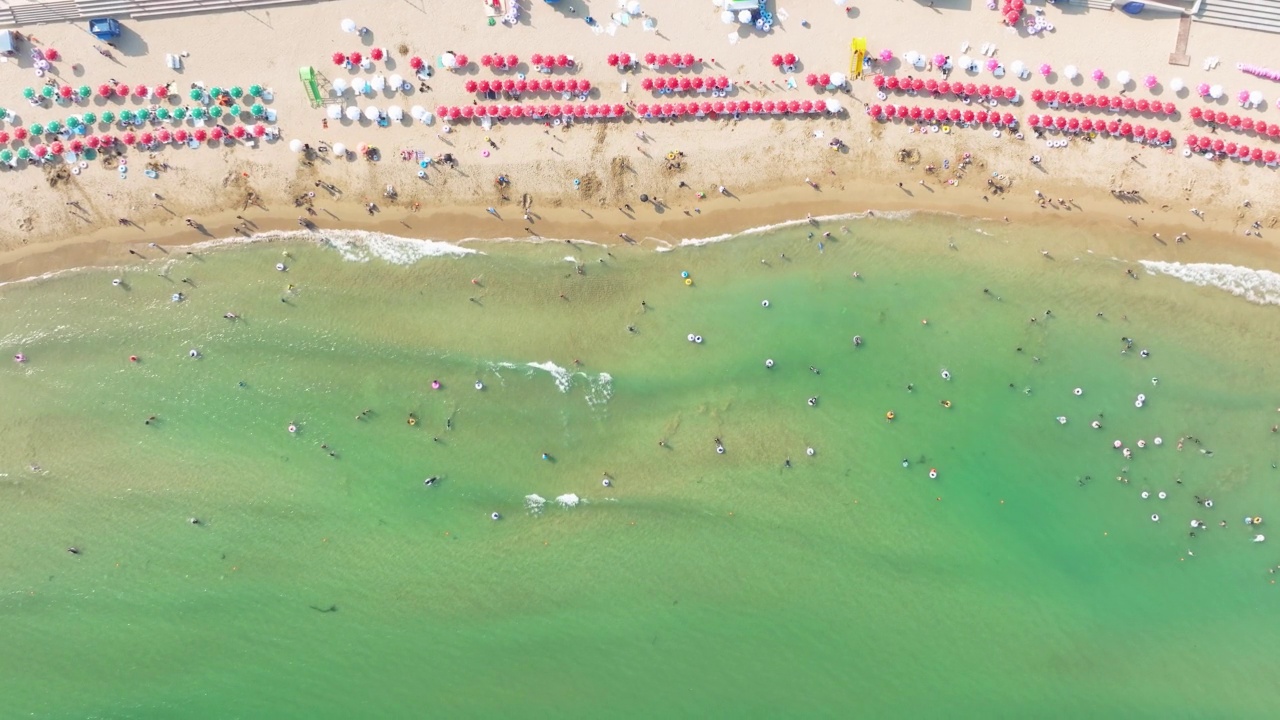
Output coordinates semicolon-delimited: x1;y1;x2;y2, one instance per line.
2;215;1279;718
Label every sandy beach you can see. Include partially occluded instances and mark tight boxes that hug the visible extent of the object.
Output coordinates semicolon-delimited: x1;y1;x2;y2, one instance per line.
0;0;1278;281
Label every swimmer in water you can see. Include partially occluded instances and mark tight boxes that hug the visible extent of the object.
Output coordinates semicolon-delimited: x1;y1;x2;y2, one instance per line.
807;397;818;407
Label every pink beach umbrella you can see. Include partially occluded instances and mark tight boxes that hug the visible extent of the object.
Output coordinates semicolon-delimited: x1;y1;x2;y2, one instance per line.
13;126;27;140
1144;74;1158;89
1237;89;1250;104
933;53;946;67
33;144;48;158
1091;69;1105;83
1039;63;1052;77
879;49;893;63
985;58;999;72
1196;83;1210;96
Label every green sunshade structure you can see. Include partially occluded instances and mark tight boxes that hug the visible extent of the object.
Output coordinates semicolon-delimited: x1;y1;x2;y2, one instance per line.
229;86;244;99
172;107;187;120
208;106;223;119
28;122;43;135
22;87;35;99
189;88;204;101
249;84;263;97
0;149;13;163
78;85;91;98
82;112;97;124
45;120;61;133
40;85;54;98
155;108;170;120
17;147;31;160
250;103;265;117
100;111;115;124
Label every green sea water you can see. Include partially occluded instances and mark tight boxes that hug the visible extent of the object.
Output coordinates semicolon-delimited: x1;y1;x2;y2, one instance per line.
2;215;1279;719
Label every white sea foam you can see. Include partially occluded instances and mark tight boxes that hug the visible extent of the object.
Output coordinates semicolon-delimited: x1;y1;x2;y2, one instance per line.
527;361;573;392
318;230;478;264
555;493;581;508
1140;260;1280;306
525;494;547;514
662;209;916;250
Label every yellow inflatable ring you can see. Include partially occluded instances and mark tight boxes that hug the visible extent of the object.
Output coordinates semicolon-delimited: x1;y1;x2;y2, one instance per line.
684;278;692;286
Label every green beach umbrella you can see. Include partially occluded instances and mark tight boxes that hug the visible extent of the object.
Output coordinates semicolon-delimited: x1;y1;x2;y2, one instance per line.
227;104;241;117
28;122;43;135
66;115;82;128
229;86;244;99
0;149;12;163
0;107;7;120
17;147;31;160
118;109;135;123
100;110;115;124
82;111;97;124
45;120;61;133
172;107;187;120
22;87;35;99
249;84;263;97
155;107;170;120
41;85;54;98
78;85;91;98
190;107;206;120
210;86;222;98
189;88;203;101
208;105;223;119
250;103;265;117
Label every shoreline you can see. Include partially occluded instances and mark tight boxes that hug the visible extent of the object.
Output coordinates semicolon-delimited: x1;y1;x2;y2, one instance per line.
3;169;1278;287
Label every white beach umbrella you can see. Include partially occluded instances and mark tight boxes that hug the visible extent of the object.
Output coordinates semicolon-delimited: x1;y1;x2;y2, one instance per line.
345;105;362;121
1009;60;1026;77
360;59;374;71
364;105;381;121
441;52;457;69
737;9;751;22
1209;84;1223;99
825;98;842;113
387;105;404;121
903;51;919;66
626;0;642;14
333;142;347;155
332;77;349;94
351;77;368;94
1116;70;1131;86
829;72;847;88
288;138;304;152
340;18;357;33
370;75;386;92
326;104;343;120
1249;90;1263;107
1063;65;1079;80
727;32;739;45
389;74;405;92
720;10;734;23
1169;77;1184;92
410;105;427;120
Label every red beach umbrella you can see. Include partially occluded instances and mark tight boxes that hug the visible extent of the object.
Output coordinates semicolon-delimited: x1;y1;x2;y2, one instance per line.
566;79;580;92
1228;114;1241;127
157;128;172;142
951;109;963;122
33;144;48;158
1027;114;1040;126
892;104;906;118
1251;147;1263;162
607;53;620;67
751;101;763;113
461;106;474;118
1186;133;1199;146
788;100;801;113
252;124;266;137
1031;89;1044;102
976;110;990;123
500;105;512;118
771;53;784;67
1198;136;1211;149
332;51;346;65
14;126;28;140
676;77;690;92
1162;102;1175;115
656;53;669;66
98;84;113;98
571;105;585;118
481;54;494;67
1119;122;1132;135
531;53;544;66
784;53;796;65
465;80;478;92
174;129;189;142
1081;118;1095;132
133;84;148;97
938;81;951;95
885;76;900;90
49;140;64;154
139;132;154;144
58;85;73;99
645;52;658;65
1224;141;1237;155
553;79;566;92
231;125;246;138
410;56;424;70
1215;111;1228;125
963;109;976;123
1104;121;1118;134
371;47;384;61
550;103;564;116
1189;106;1202;120
977;83;990;96
481;80;494;93
555;54;568;67
1122;98;1136;111
1242;117;1255;131
763;100;777;113
1109;96;1123;110
120;133;135;145
1265;150;1277;163
805;74;818;87
0;131;8;143
922;107;936;121
580;79;591;92
1136;99;1149;112
487;105;500;117
115;83;130;97
502;79;515;92
349;51;362;65
636;103;650;115
1067;117;1080;130
659;103;672;116
1054;116;1067;129
911;78;925;92
514;79;527;92
456;54;469;68
715;76;729;90
641;78;654;91
713;100;725;114
872;74;886;88
818;73;831;86
1237;143;1249;157
194;128;208;141
86;134;101;148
